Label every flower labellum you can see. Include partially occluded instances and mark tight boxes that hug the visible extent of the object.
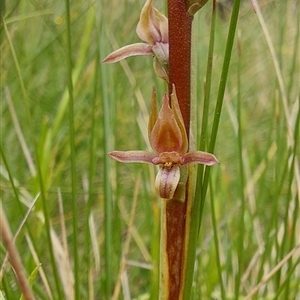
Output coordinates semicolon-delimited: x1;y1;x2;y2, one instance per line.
155;165;180;200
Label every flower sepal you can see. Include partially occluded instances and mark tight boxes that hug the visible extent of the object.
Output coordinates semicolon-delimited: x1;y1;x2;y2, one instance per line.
108;150;157;164
102;43;153;64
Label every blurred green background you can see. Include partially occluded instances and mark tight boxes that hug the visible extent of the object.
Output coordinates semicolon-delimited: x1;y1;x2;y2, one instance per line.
1;0;299;299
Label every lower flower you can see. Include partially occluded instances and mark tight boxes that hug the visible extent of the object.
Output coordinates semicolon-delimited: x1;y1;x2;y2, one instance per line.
108;85;219;200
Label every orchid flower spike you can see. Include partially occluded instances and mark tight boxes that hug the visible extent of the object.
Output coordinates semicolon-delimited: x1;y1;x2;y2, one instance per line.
103;0;169;81
108;85;219;200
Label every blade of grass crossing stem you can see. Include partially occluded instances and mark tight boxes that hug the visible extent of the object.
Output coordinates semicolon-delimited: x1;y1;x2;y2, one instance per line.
183;2;217;298
100;24;114;298
64;0;80;298
3;19;64;299
202;0;241;207
197;0;217;218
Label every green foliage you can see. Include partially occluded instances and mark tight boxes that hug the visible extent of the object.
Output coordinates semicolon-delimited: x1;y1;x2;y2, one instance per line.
1;0;299;299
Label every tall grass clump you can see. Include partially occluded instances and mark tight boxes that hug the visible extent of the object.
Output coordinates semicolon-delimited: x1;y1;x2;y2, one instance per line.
1;0;299;299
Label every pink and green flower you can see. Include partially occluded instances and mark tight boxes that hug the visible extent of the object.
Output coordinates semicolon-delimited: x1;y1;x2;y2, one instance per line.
108;85;218;199
103;0;169;81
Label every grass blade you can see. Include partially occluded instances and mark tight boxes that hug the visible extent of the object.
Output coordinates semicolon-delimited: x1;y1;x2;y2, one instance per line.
64;0;79;298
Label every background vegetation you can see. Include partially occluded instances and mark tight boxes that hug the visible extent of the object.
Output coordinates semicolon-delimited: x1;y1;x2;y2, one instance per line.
1;0;299;299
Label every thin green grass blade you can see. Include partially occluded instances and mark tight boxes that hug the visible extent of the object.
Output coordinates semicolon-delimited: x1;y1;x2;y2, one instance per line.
84;31;98;300
0;144;26;216
209;180;226;299
234;34;245;300
197;0;217;225
51;8;95;139
100;24;114;299
183;0;241;297
287;8;300;99
202;0;241;204
275;254;300;299
64;0;79;298
19;264;41;300
282;97;300;298
183;1;217;298
1;273;14;299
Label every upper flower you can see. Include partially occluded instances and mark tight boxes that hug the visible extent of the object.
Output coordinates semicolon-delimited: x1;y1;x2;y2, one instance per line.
108;85;218;200
102;0;169;81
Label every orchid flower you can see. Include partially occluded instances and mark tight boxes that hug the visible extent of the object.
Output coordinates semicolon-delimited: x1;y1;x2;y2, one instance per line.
103;0;169;81
108;85;218;200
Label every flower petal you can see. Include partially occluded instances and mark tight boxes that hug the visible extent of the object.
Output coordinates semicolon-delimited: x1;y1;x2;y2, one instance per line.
153;7;168;43
170;84;188;154
155;165;180;199
108;150;157;164
102;43;152;64
136;0;160;45
148;88;158;139
150;94;183;153
181;151;219;166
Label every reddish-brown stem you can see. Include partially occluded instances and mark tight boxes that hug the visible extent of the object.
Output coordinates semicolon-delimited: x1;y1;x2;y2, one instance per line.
164;200;187;299
168;0;193;135
163;1;193;299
